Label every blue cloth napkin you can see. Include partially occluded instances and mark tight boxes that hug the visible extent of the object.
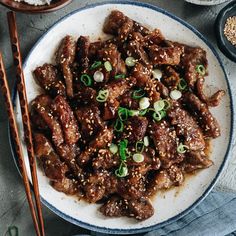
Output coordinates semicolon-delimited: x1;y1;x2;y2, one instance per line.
91;190;236;236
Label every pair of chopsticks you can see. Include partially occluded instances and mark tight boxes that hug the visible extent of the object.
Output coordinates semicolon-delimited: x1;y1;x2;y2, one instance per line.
0;12;45;236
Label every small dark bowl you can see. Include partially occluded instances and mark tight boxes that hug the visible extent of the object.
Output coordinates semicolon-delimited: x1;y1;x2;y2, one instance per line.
215;0;236;62
0;0;72;13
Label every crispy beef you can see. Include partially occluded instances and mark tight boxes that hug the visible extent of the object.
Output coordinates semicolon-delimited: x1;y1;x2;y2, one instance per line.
33;63;66;97
56;35;76;97
183;92;221;138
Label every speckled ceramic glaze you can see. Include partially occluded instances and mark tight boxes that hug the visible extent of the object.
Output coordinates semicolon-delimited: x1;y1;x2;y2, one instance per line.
185;0;230;5
11;1;233;234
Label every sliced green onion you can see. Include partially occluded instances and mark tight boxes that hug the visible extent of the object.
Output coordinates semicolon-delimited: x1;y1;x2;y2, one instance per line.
80;74;92;86
154;100;165;112
196;65;206;76
115;74;126;79
114;119;124;132
133;153;144;163
132;89;145;99
178;78;188;91
128;110;140;116
170;90;182;100
109;143;118;154
119;139;128;161
93;71;104;83
90;61;102;70
96;89;109;102
163;99;171;110
8;226;18;236
125;56;136;67
177;143;188;154
144;136;149;147
115;162;128;177
139;109;148;116
136;141;144;153
139;97;150;110
153;110;166;122
152;69;162;80
104;61;112;72
118;107;129;121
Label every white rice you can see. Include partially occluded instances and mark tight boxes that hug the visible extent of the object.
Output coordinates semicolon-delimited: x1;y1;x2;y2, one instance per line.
14;0;51;5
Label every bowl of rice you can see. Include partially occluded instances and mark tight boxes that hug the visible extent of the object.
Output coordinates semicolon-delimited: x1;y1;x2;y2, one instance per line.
0;0;72;13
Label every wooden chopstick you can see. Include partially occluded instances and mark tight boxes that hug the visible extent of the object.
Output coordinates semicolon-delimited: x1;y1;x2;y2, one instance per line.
0;53;41;236
7;11;45;236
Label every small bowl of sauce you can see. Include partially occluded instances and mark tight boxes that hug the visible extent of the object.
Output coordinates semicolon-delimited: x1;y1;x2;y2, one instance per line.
215;1;236;62
0;0;72;13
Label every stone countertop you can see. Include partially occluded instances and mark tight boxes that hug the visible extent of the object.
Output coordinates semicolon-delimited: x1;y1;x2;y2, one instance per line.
0;0;236;235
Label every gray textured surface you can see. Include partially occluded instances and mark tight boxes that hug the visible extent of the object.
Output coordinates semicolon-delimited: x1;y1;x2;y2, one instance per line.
0;0;236;235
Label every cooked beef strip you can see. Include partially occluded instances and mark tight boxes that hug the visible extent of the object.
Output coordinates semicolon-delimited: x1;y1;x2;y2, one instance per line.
77;127;113;166
132;63;160;103
72;86;97;106
143;29;165;48
103;77;136;120
56;35;76;97
121;116;148;144
119;90;139;109
196;77;225;107
182;151;213;173
181;45;207;89
75;104;104;142
52;95;80;144
92;149;119;170
126;39;149;65
33;63;66;97
162;66;180;89
100;196;128;217
31;95;64;146
183;92;221;138
168;102;205;151
149;45;183;66
98;43;126;77
148;121;184;169
76;36;90;72
34;133;77;195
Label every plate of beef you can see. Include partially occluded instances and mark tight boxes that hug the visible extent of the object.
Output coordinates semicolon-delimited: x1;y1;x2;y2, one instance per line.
10;1;233;234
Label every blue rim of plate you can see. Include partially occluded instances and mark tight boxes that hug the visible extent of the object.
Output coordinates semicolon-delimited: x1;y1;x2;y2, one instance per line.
9;0;234;234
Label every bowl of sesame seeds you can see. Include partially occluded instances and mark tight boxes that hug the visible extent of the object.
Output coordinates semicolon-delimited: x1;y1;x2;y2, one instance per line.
215;0;236;62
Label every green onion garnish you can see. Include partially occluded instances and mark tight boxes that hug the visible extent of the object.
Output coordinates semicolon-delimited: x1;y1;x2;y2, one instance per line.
115;74;126;79
114;119;124;132
128;110;140;116
132;89;145;99
196;65;206;76
109;143;118;154
118;107;129;121
8;226;19;236
154;100;165;112
163;99;171;110
133;153;144;163
144;136;149;147
125;56;136;67
139;109;148;116
178;78;188;91
115;161;128;177
119;139;128;161
96;89;109;102
153;110;166;122
152;69;162;80
139;97;150;110
170;90;182;100
104;61;112;72
136;140;144;153
80;74;92;86
90;61;102;70
177;143;188;154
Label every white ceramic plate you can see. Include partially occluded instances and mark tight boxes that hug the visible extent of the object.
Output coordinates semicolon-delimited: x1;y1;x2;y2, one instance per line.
10;1;233;234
